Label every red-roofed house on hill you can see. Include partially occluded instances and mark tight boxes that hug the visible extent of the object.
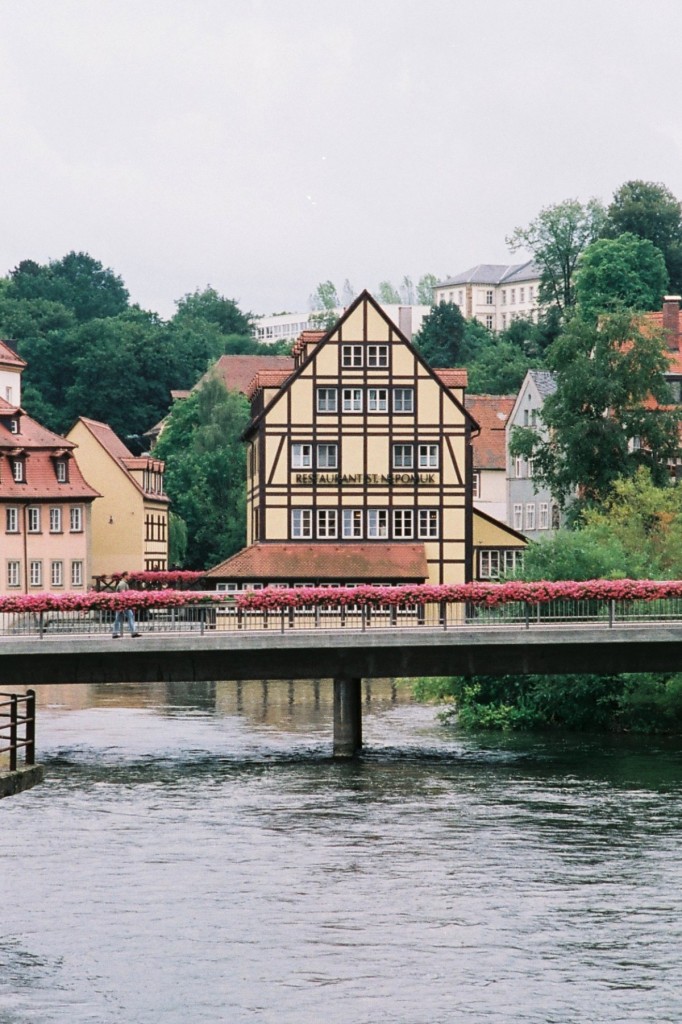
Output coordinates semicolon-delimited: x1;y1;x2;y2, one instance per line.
0;340;100;595
66;417;169;577
205;291;525;589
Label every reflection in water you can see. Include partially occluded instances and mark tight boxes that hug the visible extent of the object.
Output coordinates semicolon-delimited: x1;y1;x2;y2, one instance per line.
1;680;681;1024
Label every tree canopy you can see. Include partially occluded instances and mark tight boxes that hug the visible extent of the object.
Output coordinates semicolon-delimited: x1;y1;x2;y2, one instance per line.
574;233;669;319
8;252;129;322
413;301;467;366
602;180;682;293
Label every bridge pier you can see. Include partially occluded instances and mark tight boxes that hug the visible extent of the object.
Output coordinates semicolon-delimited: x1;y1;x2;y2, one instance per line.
333;676;362;757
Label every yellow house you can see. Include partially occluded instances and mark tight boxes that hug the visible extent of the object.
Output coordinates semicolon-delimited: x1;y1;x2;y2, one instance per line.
66;417;169;578
206;292;524;587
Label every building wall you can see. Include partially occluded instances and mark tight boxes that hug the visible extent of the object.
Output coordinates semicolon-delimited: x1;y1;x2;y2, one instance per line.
506;376;560;540
474;467;507;522
1;500;91;594
433;278;541;332
0;366;21;406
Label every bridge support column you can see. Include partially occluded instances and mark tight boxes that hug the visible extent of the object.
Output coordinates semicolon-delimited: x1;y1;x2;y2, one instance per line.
333;676;362;757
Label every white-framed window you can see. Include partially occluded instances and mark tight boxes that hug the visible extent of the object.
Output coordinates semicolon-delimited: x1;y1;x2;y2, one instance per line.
317;509;337;538
341;345;363;368
27;507;40;533
317;388;337;413
514;455;524;478
29;560;42;587
291;508;312;538
418;509;439;538
501;290;507;305
55;459;67;483
485;315;494;330
316;444;337;469
342;388;362;412
70;506;83;532
539;502;549;529
485;290;494;305
342;509;363;538
51;560;63;587
393;508;414;538
513;503;523;530
479;550;501;579
49;507;62;533
525;503;536;531
473;471;481;499
393;388;414;413
5;507;18;533
367;345;388;367
12;459;24;483
392;444;413;469
367;509;388;538
291;443;312;468
368;388;388;412
418;444;439;469
7;561;20;588
510;288;516;304
71;560;84;587
10;419;18;434
551;504;560;530
519;287;525;303
527;458;534;479
501;313;507;328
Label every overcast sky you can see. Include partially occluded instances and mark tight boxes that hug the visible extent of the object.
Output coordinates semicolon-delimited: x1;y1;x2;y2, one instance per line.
2;0;682;319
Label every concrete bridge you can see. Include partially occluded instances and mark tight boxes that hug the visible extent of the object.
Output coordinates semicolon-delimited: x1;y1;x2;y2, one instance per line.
2;621;682;755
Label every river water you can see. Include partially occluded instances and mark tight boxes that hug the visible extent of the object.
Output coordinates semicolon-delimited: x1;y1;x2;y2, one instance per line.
1;679;681;1024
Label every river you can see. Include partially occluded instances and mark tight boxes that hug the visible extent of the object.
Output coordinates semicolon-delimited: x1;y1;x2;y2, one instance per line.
1;679;681;1024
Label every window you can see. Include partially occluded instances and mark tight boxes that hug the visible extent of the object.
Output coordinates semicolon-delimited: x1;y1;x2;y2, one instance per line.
368;388;388;412
291;443;312;469
418;444;439;469
473;471;481;499
479;550;501;579
5;507;18;533
485;315;494;330
418;509;439;538
513;503;523;530
519;287;525;303
514;455;524;478
55;460;67;483
551;504;560;530
523;409;529;426
529;286;535;301
71;561;83;587
317;509;337;538
525;503;536;531
9;419;18;434
392;444;413;469
341;345;363;368
501;313;507;328
485;290;494;305
393;508;414;538
12;459;24;483
7;561;20;588
367;345;388;367
316;444;337;469
342;509;363;538
501;290;507;305
70;507;83;532
317;388;337;413
510;288;516;304
539;503;549;529
291;508;312;538
527;458;534;479
457;290;463;305
49;507;62;533
29;561;42;587
342;388;362;412
393;388;414;413
367;509;388;538
5;386;12;402
27;507;40;533
51;561;63;587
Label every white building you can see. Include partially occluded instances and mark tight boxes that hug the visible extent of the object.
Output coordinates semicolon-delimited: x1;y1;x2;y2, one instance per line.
433;262;542;332
253;305;431;344
506;370;562;539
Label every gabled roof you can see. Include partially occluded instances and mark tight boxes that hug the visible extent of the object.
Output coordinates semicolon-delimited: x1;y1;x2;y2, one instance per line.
0;411;78;450
528;370;557;397
436;261;541;289
246;369;294;401
434;368;468;389
243;290;477;440
73;417;170;504
205;542;429;581
0;449;100;500
0;340;26;369
465;395;515;470
0;396;19;415
208;354;295;395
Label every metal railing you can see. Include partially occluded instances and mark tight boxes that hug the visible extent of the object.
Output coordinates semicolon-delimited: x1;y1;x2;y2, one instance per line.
3;596;682;639
0;691;36;772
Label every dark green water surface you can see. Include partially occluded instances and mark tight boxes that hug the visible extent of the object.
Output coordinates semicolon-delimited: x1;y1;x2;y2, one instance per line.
1;680;681;1023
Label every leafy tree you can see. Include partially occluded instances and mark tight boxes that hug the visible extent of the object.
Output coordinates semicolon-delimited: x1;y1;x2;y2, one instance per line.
173;286;252;336
466;339;538;395
413;301;467;366
8;251;129;322
507;198;606;311
509;310;682;509
574;233;669;319
377;280;401;304
400;276;415;305
168;511;188;567
341;279;356;305
602;180;682;293
309;280;340;328
416;274;438;305
153;378;250;569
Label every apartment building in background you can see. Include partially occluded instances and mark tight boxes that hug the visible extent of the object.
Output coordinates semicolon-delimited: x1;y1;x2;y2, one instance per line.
433;261;542;332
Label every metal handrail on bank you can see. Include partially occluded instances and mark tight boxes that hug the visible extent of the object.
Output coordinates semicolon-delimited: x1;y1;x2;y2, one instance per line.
0;691;36;772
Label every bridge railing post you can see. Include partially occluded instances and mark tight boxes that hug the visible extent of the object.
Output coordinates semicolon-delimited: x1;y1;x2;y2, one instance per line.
609;599;615;628
25;690;36;766
9;695;17;773
525;602;530;629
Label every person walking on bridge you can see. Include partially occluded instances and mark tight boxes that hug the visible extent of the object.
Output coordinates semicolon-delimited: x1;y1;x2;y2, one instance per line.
112;572;140;638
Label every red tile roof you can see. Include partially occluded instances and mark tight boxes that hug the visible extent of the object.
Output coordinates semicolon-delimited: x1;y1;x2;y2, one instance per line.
465;395;515;470
0;411;77;450
0;396;19;415
434;368;468;389
208;354;294;396
0;449;100;500
246;369;294;400
292;330;326;358
205;543;429;581
0;340;26;369
642;309;682;374
74;417;170;504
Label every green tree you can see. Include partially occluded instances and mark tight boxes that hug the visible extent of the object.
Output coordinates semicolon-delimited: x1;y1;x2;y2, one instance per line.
173;286;252;336
574;233;669;319
377;280;401;304
466;339;538;395
413;301;467;366
153;378;250;569
416;274;438;305
8;251;129;322
309;280;339;329
507;198;606;311
510;310;682;509
602;180;682;293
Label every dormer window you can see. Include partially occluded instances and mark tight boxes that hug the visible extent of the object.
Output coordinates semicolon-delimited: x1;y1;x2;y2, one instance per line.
55;459;67;483
9;419;18;434
12;459;24;483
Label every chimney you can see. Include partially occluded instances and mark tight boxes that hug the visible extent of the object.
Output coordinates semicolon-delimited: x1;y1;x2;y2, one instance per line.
398;306;413;340
662;295;681;351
